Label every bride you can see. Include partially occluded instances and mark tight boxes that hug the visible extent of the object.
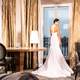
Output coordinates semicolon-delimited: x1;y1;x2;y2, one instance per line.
32;18;73;78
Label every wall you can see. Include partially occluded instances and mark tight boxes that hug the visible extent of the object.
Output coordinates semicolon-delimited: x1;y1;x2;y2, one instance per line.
41;0;73;4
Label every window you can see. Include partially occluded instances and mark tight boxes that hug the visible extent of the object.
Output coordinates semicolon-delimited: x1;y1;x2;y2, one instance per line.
42;4;72;58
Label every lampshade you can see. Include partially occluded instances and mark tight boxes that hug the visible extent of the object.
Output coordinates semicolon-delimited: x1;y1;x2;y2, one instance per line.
30;30;39;44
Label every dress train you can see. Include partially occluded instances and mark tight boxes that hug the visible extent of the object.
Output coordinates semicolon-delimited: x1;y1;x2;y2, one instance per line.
32;32;73;78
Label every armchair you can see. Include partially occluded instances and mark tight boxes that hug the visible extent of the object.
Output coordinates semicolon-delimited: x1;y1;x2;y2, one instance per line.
0;43;14;73
75;42;80;80
0;43;7;73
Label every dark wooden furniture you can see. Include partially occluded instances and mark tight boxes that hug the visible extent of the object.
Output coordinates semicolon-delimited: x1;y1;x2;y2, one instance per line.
75;42;80;80
6;47;28;71
0;43;14;73
0;43;7;73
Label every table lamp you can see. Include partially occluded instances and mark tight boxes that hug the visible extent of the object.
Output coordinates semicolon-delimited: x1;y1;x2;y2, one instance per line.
30;30;39;48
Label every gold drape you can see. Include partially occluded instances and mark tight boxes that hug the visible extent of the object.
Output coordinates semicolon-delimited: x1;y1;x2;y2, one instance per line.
2;0;16;47
69;0;80;68
20;0;38;47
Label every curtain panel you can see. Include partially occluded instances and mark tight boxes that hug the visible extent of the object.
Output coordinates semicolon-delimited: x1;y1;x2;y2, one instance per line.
25;0;38;47
2;0;38;48
2;0;16;47
69;0;80;68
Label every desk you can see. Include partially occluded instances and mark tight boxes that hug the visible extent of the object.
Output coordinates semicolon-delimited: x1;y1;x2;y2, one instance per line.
6;47;47;71
6;47;28;71
28;47;47;52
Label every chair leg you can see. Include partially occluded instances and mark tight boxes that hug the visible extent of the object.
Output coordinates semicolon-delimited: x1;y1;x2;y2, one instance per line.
5;66;7;73
5;63;8;73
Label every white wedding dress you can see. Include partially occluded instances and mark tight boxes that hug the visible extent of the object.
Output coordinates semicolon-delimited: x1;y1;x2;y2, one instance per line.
32;31;73;78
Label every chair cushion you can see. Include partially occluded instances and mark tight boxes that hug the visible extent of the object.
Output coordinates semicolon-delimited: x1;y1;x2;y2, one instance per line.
0;66;5;73
0;61;5;65
77;62;80;66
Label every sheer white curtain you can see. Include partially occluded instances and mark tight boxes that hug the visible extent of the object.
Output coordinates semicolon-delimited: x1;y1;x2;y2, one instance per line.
38;0;44;67
16;0;22;47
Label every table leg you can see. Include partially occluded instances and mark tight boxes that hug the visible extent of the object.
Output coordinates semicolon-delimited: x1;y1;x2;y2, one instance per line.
33;52;38;69
20;52;24;71
16;52;24;71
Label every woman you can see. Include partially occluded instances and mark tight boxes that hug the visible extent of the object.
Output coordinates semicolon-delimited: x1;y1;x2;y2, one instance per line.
32;18;73;78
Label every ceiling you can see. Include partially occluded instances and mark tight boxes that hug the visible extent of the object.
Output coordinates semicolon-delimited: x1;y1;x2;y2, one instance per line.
41;0;73;4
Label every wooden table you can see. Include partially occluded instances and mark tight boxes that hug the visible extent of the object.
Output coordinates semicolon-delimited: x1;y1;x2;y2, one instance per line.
6;47;47;71
6;47;28;71
28;47;47;52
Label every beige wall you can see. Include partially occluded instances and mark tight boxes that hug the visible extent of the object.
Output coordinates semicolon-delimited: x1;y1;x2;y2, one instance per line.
41;0;73;4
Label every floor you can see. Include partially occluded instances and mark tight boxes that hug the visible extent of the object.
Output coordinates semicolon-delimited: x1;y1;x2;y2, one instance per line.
28;70;80;80
0;70;80;80
37;75;75;80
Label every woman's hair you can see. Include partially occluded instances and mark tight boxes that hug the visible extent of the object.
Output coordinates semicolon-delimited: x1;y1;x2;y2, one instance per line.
53;18;59;23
